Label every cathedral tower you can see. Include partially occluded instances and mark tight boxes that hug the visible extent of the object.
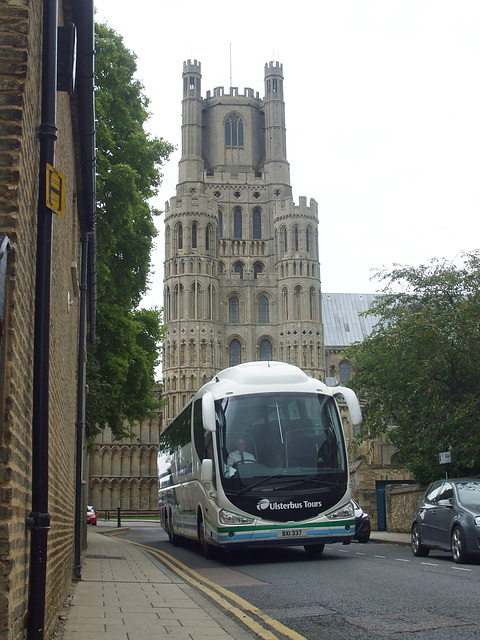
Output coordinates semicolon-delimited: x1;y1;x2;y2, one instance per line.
163;61;325;421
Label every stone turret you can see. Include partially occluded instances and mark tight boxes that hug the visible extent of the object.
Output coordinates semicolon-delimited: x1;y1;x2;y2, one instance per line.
162;61;325;422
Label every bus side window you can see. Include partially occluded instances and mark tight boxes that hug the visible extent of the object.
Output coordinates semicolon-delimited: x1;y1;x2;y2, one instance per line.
193;399;205;459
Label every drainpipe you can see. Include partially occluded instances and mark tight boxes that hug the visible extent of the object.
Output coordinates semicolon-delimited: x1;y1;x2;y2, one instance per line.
72;0;96;580
73;234;89;578
26;0;57;637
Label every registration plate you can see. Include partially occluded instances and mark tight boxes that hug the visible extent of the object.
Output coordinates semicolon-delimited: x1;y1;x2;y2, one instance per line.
278;529;307;538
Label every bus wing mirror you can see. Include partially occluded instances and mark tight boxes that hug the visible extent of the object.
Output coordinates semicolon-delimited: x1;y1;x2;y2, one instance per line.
332;387;363;430
202;392;216;432
201;458;213;483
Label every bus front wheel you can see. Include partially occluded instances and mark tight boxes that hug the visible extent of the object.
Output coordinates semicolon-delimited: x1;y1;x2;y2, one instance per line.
167;513;180;546
304;543;325;556
198;516;216;559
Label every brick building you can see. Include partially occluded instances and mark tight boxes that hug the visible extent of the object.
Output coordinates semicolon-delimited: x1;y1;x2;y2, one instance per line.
0;1;95;638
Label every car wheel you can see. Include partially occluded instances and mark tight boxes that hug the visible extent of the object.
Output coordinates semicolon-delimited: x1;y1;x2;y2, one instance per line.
451;526;469;564
198;516;216;559
304;543;325;556
356;532;370;544
411;523;429;557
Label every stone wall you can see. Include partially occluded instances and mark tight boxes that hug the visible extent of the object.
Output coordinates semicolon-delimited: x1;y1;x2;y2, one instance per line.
386;484;426;533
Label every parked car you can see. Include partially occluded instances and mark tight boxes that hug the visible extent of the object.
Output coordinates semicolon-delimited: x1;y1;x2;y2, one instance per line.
411;477;480;563
352;499;371;543
87;505;97;525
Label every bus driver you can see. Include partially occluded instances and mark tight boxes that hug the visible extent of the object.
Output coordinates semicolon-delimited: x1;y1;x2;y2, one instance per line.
226;438;256;475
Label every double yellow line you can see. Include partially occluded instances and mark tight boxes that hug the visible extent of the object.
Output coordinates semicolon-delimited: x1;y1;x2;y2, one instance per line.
123;539;307;640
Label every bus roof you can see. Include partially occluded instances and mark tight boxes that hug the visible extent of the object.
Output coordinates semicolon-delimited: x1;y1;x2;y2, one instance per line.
199;361;330;400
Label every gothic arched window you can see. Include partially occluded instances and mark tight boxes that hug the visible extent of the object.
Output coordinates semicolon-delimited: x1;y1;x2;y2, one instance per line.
233;262;243;280
282;287;288;321
253;262;263;279
192;222;197;249
259;295;269;324
309;286;316;321
218;210;223;238
234;209;242;239
306;227;311;253
294;227;299;251
252;209;261;239
294;285;302;320
229;339;242;367
205;225;210;251
229;296;239;324
259;339;272;361
340;362;351;381
225;113;244;147
178;224;183;250
283;227;288;253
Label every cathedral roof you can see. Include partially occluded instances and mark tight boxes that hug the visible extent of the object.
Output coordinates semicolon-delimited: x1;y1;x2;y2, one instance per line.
322;293;379;347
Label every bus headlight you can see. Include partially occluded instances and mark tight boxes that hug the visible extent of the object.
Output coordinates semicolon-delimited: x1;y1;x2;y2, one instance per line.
219;509;254;525
327;502;355;520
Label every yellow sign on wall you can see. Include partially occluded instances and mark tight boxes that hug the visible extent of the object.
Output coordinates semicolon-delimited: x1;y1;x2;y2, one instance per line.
46;163;65;217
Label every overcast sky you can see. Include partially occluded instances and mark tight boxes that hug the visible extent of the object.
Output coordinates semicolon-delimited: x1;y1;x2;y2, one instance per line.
94;0;480;304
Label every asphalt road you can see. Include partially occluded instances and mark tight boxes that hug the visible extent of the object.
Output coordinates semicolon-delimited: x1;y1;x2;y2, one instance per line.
118;521;480;640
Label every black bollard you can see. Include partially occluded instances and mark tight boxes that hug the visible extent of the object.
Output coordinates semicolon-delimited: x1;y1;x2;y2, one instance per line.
117;506;121;528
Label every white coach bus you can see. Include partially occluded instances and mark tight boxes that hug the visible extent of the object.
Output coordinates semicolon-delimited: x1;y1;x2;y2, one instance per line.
158;361;362;558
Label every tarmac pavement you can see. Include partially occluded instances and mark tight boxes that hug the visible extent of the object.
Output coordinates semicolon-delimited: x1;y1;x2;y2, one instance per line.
55;523;411;639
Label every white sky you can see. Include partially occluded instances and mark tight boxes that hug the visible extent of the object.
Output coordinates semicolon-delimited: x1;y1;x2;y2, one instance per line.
94;0;480;303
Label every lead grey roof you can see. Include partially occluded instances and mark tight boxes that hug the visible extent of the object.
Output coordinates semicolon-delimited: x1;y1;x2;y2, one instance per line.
322;293;379;347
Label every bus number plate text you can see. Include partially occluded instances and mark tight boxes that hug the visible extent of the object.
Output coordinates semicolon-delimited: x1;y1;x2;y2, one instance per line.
278;529;306;538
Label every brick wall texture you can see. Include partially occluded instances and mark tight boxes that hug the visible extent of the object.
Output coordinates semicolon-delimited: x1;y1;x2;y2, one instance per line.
0;1;86;638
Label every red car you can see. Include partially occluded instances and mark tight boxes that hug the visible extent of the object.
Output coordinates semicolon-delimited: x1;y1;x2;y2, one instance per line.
87;505;97;525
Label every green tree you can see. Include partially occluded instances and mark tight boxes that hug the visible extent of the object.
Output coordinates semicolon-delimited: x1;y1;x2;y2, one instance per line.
87;22;174;439
345;252;480;483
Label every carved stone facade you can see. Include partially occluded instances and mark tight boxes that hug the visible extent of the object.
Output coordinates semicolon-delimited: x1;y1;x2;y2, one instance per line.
163;60;325;421
89;409;163;512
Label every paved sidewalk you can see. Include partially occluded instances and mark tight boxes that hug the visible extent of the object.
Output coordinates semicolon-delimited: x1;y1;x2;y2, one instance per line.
57;528;251;640
370;530;411;546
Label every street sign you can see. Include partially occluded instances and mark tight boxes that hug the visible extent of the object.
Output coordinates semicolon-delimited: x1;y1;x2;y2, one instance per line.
439;451;451;465
46;163;65;217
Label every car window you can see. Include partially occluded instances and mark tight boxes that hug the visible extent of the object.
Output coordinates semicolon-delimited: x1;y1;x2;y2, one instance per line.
424;482;443;505
456;480;480;506
437;482;453;502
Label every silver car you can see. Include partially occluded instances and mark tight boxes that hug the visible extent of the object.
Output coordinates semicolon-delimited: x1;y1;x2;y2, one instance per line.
411;477;480;563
